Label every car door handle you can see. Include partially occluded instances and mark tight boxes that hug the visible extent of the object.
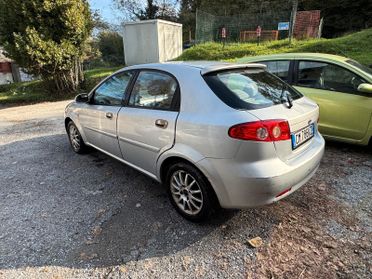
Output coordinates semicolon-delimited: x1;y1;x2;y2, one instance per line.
106;112;113;119
155;119;168;129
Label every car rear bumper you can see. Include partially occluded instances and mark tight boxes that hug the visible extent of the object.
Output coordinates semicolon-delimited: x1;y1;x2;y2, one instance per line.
197;133;325;208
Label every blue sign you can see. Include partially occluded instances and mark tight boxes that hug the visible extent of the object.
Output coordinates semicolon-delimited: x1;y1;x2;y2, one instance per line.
278;22;290;31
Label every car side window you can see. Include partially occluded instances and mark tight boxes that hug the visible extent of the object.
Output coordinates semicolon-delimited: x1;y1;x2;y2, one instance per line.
93;71;134;106
261;60;291;82
129;70;178;110
297;61;366;94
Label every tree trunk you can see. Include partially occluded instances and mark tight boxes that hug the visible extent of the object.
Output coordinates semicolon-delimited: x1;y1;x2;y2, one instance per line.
50;58;84;94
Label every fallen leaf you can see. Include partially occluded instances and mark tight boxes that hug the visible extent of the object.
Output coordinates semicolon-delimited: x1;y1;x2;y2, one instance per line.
119;266;128;273
247;237;263;248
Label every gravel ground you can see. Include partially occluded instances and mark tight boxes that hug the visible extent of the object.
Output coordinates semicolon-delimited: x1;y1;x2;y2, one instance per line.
0;101;371;279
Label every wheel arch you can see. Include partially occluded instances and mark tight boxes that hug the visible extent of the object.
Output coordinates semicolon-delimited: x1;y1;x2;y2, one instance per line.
157;144;224;205
159;156;195;184
157;144;205;183
159;155;220;208
64;117;73;131
64;114;88;143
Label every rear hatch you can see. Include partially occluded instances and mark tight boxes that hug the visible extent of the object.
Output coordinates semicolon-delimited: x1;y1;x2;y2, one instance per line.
202;64;319;162
249;97;319;161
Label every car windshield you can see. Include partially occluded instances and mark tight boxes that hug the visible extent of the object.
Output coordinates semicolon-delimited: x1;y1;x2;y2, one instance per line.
346;59;372;76
203;69;303;110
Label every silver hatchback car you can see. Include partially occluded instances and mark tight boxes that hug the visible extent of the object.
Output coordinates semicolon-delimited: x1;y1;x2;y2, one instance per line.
65;62;325;221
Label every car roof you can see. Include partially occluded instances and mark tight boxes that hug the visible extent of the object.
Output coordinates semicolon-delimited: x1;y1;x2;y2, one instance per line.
124;61;266;75
238;52;372;82
239;52;350;63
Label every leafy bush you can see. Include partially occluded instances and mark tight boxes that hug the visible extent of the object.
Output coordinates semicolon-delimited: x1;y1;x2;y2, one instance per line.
0;0;92;93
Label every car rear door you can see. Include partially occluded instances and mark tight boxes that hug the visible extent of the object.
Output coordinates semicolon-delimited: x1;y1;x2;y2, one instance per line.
292;60;371;141
78;71;135;157
117;70;180;175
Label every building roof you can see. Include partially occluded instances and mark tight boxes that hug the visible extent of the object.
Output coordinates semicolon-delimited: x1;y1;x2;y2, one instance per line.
0;48;12;63
123;19;182;27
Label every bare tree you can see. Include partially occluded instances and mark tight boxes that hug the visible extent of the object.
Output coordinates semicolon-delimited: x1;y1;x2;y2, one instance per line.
114;0;178;21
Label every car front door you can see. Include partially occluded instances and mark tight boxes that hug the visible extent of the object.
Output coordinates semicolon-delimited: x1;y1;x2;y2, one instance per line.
78;71;135;157
117;70;180;175
292;60;371;141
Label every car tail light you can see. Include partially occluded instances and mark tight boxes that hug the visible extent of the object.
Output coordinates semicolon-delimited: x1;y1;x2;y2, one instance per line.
228;120;290;142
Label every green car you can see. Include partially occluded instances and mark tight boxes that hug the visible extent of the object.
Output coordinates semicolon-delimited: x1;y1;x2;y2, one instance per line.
239;53;372;146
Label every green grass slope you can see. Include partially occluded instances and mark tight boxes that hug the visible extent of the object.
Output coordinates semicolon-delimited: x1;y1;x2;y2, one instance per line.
177;29;372;65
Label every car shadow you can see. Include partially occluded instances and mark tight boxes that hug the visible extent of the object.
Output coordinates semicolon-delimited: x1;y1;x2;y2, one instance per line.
325;140;371;154
0;134;241;269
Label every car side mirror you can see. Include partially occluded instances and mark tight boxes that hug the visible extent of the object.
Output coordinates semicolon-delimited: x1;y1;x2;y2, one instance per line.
76;93;89;103
357;83;372;94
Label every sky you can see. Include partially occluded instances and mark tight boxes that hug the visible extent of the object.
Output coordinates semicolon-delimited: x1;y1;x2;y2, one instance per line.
89;0;123;25
89;0;179;26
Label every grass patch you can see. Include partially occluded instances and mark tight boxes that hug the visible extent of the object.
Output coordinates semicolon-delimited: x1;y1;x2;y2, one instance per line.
0;66;122;106
80;66;122;93
177;29;372;65
84;66;122;80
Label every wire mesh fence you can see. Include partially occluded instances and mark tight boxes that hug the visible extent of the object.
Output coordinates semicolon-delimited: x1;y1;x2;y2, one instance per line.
195;7;323;44
196;9;293;44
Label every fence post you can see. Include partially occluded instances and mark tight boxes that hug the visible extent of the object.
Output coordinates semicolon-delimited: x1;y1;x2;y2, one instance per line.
256;25;262;46
289;0;298;44
318;17;324;38
195;8;199;44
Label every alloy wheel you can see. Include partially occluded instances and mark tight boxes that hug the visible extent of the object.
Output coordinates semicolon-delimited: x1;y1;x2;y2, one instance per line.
170;170;204;215
69;125;81;151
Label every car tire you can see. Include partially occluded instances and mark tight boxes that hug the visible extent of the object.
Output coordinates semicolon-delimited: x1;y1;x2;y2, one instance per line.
67;121;88;154
165;162;218;222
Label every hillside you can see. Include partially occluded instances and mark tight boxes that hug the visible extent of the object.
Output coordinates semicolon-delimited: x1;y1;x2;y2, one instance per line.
177;29;372;65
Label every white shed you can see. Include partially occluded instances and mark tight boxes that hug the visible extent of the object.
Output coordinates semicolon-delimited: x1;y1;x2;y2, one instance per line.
122;19;182;66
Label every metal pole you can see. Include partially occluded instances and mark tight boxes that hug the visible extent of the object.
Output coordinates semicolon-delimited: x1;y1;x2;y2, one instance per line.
195;8;198;44
289;0;298;44
318;17;324;38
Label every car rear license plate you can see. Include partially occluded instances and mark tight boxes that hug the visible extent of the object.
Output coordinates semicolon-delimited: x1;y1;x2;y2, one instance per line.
291;123;315;150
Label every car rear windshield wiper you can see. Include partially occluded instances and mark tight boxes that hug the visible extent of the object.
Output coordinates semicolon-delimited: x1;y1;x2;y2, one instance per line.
280;85;293;108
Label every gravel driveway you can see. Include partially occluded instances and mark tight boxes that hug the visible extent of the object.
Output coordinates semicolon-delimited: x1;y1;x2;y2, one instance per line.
0;101;371;278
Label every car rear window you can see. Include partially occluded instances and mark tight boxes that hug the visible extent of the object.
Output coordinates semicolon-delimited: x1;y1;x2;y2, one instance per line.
203;69;303;110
